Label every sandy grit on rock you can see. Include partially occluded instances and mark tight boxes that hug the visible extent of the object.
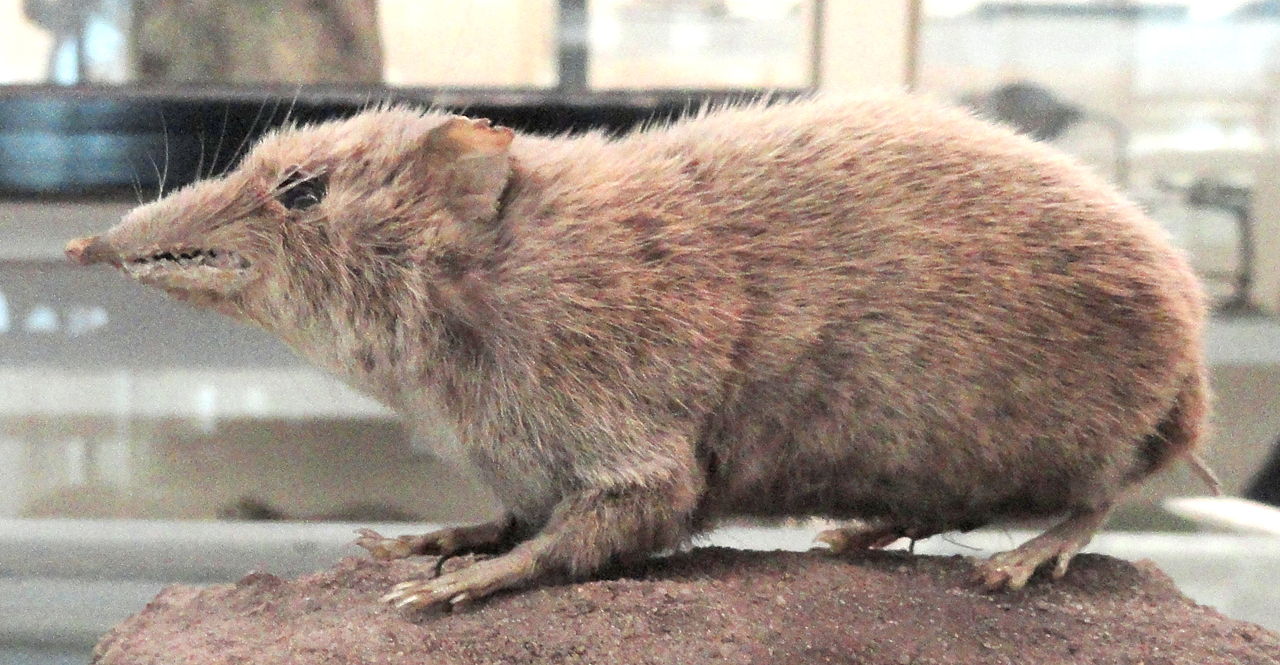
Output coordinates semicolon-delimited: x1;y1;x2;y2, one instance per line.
92;547;1279;665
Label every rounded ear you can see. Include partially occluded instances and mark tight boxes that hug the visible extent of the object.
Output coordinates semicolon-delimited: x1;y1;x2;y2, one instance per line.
424;117;514;160
415;117;514;225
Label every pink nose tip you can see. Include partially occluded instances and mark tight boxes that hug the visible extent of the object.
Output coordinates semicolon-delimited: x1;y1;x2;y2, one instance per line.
65;236;117;266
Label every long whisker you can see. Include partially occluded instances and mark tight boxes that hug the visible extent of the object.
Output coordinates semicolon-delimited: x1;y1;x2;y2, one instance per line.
146;151;163;202
210;102;231;180
159;111;170;197
282;82;303;131
194;127;207;184
222;95;271;178
267;94;285;129
128;160;143;205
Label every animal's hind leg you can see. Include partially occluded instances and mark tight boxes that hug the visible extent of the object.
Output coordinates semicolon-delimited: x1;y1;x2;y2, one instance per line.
975;504;1113;590
813;519;937;553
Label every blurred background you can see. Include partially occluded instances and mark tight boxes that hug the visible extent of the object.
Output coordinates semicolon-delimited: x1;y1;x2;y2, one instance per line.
3;0;1280;661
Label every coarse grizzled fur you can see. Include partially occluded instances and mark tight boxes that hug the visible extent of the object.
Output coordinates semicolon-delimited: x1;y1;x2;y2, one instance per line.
69;94;1209;601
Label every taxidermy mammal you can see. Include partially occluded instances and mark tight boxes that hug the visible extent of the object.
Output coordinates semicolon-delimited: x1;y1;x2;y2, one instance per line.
67;96;1216;609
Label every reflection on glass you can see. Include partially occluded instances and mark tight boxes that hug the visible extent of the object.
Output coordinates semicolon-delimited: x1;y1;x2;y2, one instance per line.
918;0;1278;313
131;0;383;84
379;0;558;87
16;0;384;84
588;0;815;89
3;0;814;89
1;0;562;87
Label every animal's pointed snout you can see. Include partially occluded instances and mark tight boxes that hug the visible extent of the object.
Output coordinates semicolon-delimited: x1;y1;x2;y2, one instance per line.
65;235;119;267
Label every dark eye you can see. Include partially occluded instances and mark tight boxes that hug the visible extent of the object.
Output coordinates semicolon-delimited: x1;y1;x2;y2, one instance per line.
276;171;326;211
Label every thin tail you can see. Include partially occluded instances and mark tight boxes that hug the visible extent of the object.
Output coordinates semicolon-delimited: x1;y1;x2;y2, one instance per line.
1185;452;1222;496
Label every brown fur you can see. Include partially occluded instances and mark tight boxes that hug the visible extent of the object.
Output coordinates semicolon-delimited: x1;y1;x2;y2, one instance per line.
69;95;1209;598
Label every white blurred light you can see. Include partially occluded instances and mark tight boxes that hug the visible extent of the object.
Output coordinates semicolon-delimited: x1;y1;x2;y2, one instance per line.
65;306;109;337
923;0;983;19
244;387;269;416
196;385;218;434
23;305;58;333
723;0;797;22
590;11;623;51
670;20;709;54
65;438;88;486
1185;0;1250;21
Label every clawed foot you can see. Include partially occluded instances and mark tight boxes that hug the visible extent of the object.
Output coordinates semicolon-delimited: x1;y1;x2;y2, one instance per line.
813;524;902;553
356;517;535;610
974;538;1081;590
355;516;515;562
380;549;538;611
354;529;426;560
813;520;939;554
974;507;1111;591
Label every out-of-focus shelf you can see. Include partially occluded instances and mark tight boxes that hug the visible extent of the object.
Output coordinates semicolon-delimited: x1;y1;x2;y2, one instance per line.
0;367;393;419
0;200;134;260
1205;316;1280;365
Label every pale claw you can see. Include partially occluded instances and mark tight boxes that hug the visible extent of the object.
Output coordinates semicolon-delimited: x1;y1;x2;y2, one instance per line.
1052;550;1074;580
976;548;1041;590
381;550;536;611
812;521;903;554
354;518;516;563
974;506;1111;591
354;528;417;561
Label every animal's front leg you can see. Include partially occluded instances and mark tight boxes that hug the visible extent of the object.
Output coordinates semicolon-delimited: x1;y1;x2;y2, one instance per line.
355;514;518;561
381;472;701;610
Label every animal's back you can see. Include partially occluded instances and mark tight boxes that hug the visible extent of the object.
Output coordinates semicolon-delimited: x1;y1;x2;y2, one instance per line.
524;96;1208;529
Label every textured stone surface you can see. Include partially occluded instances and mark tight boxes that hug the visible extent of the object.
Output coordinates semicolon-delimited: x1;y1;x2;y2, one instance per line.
93;548;1280;665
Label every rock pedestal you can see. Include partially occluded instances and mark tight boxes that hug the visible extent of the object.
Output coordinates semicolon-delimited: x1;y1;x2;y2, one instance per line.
93;548;1280;665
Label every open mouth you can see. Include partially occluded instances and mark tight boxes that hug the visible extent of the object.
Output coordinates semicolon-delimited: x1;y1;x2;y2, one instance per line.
126;248;250;273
